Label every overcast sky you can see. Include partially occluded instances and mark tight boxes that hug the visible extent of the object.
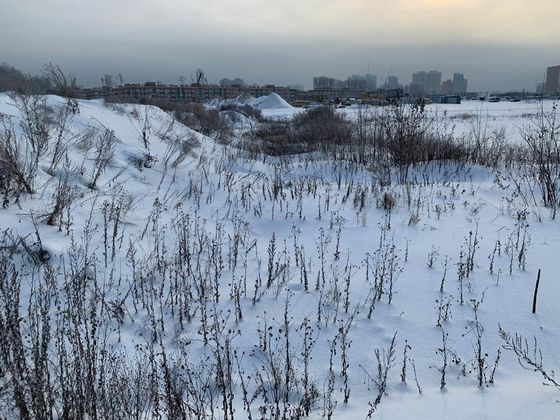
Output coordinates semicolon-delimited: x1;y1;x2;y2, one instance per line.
1;0;559;91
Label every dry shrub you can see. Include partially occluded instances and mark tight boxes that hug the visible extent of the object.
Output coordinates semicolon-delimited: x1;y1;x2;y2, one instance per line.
381;192;396;210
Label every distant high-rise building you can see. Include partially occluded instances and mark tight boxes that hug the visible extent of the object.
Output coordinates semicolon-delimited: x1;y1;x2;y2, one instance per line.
364;74;377;91
386;76;399;90
346;74;377;91
313;76;342;90
411;70;442;95
545;65;560;95
313;74;376;91
428;71;442;94
411;71;427;95
453;73;466;95
441;79;453;95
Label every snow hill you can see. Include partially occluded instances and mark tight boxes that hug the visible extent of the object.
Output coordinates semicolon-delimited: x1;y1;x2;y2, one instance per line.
250;92;293;109
0;93;559;419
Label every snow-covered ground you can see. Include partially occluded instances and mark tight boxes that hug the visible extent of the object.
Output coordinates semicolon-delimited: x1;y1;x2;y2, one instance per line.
258;97;557;145
0;92;559;419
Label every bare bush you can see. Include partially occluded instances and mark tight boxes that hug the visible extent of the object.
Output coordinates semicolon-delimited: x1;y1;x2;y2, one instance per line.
0;94;52;202
499;326;560;392
42;62;78;99
47;100;78;175
250;106;353;157
0;232;56;418
46;169;77;229
520;103;560;209
219;103;263;120
175;104;231;142
248;102;470;182
361;332;398;418
381;192;396;210
158;119;200;168
129;106;152;150
88;127;116;189
378;101;469;183
292;106;352;145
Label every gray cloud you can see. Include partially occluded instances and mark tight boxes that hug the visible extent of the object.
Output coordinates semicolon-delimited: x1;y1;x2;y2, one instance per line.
1;0;558;91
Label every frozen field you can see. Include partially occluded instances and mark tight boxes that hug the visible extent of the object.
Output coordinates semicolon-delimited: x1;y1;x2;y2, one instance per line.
260;99;558;146
0;93;559;419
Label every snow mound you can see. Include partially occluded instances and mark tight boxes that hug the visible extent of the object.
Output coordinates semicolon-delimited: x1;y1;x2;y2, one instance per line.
250;93;293;110
235;93;256;106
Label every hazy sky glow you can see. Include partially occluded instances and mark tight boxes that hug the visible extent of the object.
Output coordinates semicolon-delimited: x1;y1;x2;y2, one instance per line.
1;0;559;91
